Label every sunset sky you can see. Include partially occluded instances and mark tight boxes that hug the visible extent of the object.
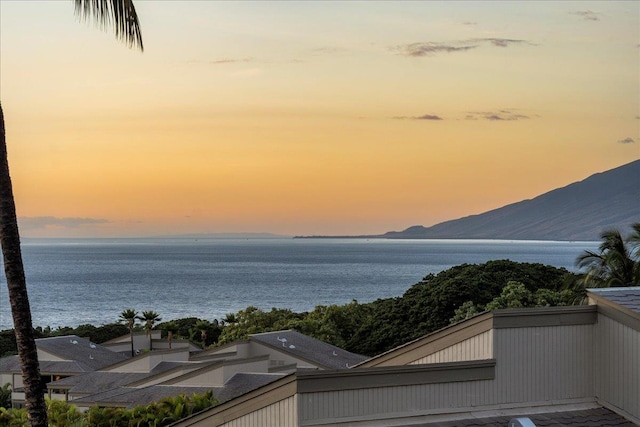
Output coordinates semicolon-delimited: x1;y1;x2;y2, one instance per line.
0;1;638;238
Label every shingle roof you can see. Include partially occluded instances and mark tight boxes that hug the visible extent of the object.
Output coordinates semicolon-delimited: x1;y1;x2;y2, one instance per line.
70;385;214;408
49;361;198;394
249;330;368;369
0;335;127;375
0;356;90;375
589;287;640;314
36;335;128;370
69;372;285;408
214;373;287;404
51;371;150;393
409;407;635;426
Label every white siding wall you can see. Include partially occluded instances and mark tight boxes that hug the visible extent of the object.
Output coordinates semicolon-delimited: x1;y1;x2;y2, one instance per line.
409;330;493;364
220;395;297;427
595;314;640;419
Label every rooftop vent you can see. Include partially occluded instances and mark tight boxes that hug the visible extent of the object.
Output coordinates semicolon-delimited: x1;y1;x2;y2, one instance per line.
508;418;536;427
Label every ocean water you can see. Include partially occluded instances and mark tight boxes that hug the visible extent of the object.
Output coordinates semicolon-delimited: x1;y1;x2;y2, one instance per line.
0;238;597;330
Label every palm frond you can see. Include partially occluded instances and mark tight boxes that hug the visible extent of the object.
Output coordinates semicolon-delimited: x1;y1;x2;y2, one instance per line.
74;0;144;51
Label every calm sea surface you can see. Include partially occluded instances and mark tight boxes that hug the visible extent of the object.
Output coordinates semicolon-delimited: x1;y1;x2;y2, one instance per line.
0;238;597;330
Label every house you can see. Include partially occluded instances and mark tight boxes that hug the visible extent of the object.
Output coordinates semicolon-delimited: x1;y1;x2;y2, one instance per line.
101;330;202;355
0;335;127;407
190;330;368;372
44;329;367;410
173;287;640;426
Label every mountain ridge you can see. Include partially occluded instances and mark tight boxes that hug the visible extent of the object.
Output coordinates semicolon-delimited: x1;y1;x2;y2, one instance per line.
298;160;640;241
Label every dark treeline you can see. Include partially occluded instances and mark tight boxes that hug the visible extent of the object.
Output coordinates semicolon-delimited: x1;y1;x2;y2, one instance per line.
0;260;578;358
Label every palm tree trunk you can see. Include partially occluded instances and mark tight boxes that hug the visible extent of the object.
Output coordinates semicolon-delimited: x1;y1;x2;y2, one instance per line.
129;326;135;357
0;103;48;426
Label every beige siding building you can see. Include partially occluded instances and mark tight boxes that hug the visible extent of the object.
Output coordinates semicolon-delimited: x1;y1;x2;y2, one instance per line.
175;287;640;426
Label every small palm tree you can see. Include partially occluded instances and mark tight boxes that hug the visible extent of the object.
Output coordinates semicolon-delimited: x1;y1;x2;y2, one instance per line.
194;320;211;348
162;321;179;349
137;311;162;351
0;2;142;425
118;309;138;357
576;223;640;288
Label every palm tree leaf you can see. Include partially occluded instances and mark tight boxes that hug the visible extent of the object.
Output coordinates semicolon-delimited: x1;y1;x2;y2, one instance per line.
74;0;144;51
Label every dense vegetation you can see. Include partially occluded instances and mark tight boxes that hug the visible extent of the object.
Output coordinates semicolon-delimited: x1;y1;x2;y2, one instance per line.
0;392;216;426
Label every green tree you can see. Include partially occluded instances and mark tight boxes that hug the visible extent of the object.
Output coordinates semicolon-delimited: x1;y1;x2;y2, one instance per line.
162;321;179;349
0;2;142;425
45;399;83;427
119;309;139;357
137;311;162;351
0;382;12;409
575;223;640;288
216;307;304;345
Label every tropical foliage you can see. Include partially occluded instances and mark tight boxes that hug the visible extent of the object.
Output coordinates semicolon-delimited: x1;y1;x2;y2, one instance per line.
450;281;576;323
137;311;161;351
0;392;216;427
574;222;640;289
119;309;139;357
0;383;12;409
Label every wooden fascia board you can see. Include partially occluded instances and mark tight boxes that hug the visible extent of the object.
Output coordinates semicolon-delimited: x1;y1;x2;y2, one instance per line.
492;305;597;329
297;359;496;393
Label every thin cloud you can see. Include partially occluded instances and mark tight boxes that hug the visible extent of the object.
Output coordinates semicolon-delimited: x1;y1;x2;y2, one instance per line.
19;216;109;230
394;114;443;121
311;46;351;56
466;110;531;121
462;21;477;26
393;38;532;57
415;114;443;120
473;38;531;47
188;58;254;65
393;42;478;57
617;137;635;144
570;10;600;21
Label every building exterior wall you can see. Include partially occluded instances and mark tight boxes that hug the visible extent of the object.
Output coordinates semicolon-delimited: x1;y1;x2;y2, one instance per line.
492;324;595;405
0;373;12;387
299;378;496;425
219;395;297;427
297;360;495;426
298;311;597;426
409;330;493;364
594;313;640;420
